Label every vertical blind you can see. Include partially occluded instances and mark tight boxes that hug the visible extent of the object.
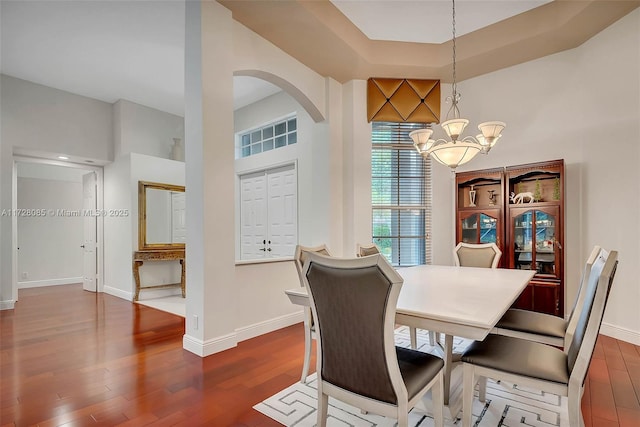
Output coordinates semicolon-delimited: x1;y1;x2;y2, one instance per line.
372;122;432;266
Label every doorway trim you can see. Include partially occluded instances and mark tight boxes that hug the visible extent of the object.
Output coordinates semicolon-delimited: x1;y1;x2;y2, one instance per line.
12;155;105;301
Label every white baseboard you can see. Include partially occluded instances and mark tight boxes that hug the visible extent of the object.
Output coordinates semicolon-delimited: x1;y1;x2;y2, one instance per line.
600;322;640;345
103;285;132;301
0;300;16;310
18;277;83;289
181;311;304;357
236;311;304;342
183;332;238;357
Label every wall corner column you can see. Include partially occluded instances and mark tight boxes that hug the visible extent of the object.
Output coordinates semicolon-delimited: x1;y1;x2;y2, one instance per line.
183;0;237;356
342;80;371;254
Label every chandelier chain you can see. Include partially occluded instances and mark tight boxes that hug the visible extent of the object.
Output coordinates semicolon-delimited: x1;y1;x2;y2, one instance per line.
452;0;457;97
446;0;461;120
409;0;506;168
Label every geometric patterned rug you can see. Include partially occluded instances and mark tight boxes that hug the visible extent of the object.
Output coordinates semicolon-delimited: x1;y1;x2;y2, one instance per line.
254;326;569;426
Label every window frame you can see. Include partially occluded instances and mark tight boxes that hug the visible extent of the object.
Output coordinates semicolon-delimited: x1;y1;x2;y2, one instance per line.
237;114;297;159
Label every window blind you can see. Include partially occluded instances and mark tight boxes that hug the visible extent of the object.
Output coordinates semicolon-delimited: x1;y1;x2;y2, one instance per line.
372;122;432;266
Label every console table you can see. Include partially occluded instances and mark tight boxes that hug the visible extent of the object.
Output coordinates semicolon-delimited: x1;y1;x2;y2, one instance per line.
132;249;185;301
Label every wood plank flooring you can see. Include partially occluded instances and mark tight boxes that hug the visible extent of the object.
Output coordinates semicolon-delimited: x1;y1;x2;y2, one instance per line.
1;284;639;426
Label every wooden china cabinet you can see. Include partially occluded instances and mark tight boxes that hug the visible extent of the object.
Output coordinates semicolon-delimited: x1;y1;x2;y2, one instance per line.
455;168;505;266
455;159;565;316
505;160;565;316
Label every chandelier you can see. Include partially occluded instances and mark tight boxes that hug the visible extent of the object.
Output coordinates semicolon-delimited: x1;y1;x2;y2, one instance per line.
409;0;505;169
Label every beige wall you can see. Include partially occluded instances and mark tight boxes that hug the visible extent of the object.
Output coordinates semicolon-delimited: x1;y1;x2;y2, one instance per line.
445;9;640;342
219;8;640;347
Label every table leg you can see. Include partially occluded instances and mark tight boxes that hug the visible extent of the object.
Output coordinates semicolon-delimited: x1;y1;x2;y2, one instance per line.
180;258;186;298
133;260;143;301
443;334;454;405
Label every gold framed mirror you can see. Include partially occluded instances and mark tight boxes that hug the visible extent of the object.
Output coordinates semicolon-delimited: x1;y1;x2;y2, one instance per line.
138;181;186;250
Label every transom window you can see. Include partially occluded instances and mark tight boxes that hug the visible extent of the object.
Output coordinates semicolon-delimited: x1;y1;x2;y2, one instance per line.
372;122;432;267
238;116;297;158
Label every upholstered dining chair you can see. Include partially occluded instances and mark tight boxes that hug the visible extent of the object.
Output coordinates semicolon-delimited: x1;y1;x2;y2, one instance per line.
460;249;618;427
356;242;380;257
453;242;502;268
293;244;332;383
409;242;502;349
302;252;445;427
492;245;602;347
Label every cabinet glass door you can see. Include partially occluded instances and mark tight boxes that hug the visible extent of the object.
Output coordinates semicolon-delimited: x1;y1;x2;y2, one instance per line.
479;213;498;244
461;213;478;243
512;208;558;277
535;211;556;276
513;211;533;270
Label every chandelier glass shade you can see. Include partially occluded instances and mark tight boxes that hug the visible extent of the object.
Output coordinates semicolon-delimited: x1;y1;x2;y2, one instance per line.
409;0;505;169
428;140;481;169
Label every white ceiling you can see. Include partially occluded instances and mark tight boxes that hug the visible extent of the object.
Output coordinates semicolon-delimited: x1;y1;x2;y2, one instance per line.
0;0;280;116
0;0;557;117
1;0;186;116
331;0;551;44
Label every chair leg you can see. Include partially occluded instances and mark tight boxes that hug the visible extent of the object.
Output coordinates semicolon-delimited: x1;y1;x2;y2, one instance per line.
568;383;585;427
317;388;329;427
301;323;312;383
478;376;487;402
432;370;444;427
429;330;436;346
397;408;409;427
410;327;417;349
462;363;475;427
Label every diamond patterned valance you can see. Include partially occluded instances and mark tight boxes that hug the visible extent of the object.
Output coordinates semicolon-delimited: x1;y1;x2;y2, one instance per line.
367;78;440;124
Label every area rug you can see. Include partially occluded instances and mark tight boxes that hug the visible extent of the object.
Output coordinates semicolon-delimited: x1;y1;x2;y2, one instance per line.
254;326;569;426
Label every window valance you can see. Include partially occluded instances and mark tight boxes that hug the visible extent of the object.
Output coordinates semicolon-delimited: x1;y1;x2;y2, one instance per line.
367;78;440;123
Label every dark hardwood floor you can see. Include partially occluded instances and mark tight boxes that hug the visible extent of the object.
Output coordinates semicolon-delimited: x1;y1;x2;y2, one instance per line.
1;284;638;426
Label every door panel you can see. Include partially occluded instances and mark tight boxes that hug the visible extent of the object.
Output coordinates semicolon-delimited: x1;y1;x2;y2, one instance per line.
512;285;533;311
532;281;560;316
509;206;560;280
267;166;297;258
240;173;267;259
459;213;479;243
457;208;502;257
82;172;97;292
240;165;297;260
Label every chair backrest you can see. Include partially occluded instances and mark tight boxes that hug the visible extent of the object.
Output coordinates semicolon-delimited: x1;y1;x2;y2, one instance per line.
453;242;502;268
567;249;618;385
564;245;602;347
357;242;380;257
302;252;406;405
293;244;331;286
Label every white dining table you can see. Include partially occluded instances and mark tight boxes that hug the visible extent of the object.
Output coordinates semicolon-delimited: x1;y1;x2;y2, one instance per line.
285;264;535;413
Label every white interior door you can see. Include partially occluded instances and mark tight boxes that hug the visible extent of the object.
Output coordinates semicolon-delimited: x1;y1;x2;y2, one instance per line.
82;172;97;292
268;165;297;257
240;172;267;259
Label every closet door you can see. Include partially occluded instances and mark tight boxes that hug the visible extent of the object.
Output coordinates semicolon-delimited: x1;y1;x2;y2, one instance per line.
267;165;297;258
240;172;268;259
240;164;297;260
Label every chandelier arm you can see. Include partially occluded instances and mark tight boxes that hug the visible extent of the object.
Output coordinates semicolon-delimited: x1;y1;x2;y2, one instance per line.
461;136;480;144
429;138;451;148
